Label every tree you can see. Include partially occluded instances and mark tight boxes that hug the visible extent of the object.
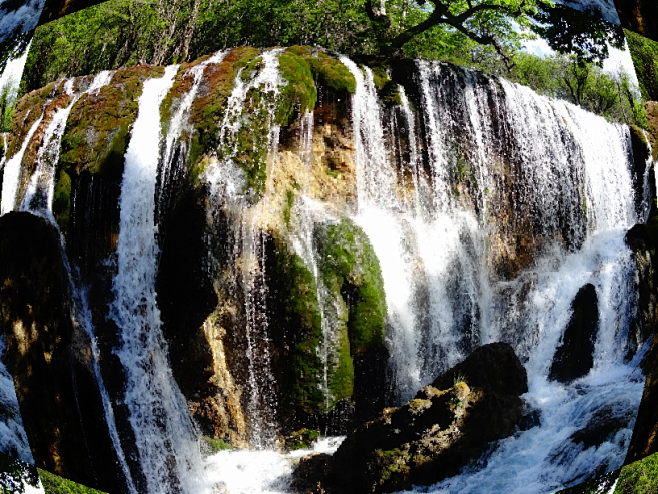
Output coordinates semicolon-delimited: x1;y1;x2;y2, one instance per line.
365;0;624;68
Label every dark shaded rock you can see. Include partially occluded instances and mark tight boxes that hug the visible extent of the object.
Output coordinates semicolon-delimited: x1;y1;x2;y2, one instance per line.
614;0;658;42
296;343;527;494
518;408;541;431
549;284;598;383
156;176;218;432
625;204;658;464
0;212;128;493
429;342;528;396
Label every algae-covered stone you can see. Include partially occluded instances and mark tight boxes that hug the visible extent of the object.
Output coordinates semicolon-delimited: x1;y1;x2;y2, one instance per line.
59;65;165;181
6;81;57;158
268;239;325;414
277;46;318;126
316;218;386;354
283;428;321;451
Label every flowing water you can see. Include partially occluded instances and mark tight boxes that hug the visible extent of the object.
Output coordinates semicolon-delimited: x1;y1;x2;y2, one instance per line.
110;65;204;494
205;48;284;449
342;59;646;493
1;113;43;215
21;71;114;218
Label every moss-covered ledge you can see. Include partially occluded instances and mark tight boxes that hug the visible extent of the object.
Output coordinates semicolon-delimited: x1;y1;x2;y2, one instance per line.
53;65;165;234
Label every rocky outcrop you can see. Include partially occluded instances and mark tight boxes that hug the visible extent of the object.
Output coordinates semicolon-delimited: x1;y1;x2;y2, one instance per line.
624;206;658;464
614;0;658;42
293;343;527;493
0;212;128;493
549;284;599;383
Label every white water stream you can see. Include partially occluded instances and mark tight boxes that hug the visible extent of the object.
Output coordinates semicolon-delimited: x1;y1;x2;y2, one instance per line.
110;65;204;494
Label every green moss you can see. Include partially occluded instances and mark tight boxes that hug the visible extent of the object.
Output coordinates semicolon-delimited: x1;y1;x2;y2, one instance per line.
53;170;71;235
187;47;260;170
276;47;318;126
200;436;234;455
316;218;386;355
615;451;658;494
283;189;294;227
283;428;321;451
273;240;325;413
7;81;57;158
375;448;411;484
60;65;165;179
308;52;356;94
38;468;107;494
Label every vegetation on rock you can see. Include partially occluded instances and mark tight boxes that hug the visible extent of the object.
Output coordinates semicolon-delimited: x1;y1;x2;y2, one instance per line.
38;468;108;494
294;343;527;493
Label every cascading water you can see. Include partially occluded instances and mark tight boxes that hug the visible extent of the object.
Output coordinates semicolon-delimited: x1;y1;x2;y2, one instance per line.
12;70;138;493
205;48;283;448
2;46;653;494
339;56;647;492
21;71;114;218
110;65;204;494
158;50;227;213
1;113;43;215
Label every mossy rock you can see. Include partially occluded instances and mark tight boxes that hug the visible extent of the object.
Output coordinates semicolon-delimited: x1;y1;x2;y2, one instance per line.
200;436;234;456
7;80;58;158
184;46;272;196
269;239;325;413
308;52;357;95
59;65;165;181
283;428;321;451
315;218;386;354
38;468;108;494
276;46;318;126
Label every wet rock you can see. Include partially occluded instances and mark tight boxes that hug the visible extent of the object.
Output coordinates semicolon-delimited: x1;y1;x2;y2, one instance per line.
549;284;598;383
297;343;527;494
0;212;128;493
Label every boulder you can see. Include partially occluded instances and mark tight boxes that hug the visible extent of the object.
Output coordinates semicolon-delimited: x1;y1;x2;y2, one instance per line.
549;284;598;383
293;342;527;493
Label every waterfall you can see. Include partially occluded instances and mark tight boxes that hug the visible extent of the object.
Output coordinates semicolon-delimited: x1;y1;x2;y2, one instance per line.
12;70;137;492
338;56;646;492
205;48;283;448
110;65;203;494
158;50;227;212
1;113;43;215
21;71;114;218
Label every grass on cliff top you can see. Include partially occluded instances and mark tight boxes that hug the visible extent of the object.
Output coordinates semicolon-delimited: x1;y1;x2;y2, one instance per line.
38;468;107;494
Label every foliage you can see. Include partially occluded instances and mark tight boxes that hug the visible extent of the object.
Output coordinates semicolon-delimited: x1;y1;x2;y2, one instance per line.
0;452;39;494
37;469;107;494
625;28;658;102
531;3;624;66
508;52;646;127
0;78;17;133
21;0;626;95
